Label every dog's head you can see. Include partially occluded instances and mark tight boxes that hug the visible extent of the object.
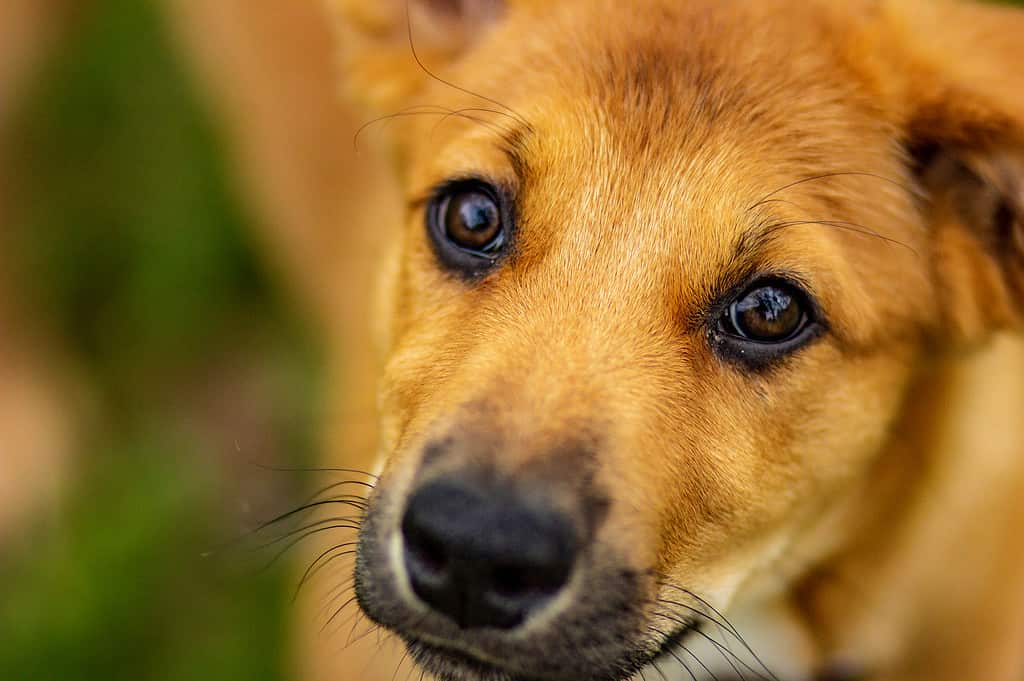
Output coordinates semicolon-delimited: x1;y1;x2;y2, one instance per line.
329;1;1024;679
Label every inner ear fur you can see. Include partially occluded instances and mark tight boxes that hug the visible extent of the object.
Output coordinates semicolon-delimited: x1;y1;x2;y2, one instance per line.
879;0;1024;341
328;0;505;110
909;141;1024;341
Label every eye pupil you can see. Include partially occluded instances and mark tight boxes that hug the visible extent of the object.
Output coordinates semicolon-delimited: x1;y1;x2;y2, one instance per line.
443;191;502;252
728;285;805;342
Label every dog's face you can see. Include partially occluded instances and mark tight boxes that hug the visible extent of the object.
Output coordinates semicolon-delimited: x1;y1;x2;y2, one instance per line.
331;1;1024;679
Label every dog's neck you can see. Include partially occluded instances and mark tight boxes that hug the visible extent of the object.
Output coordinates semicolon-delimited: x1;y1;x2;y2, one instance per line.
788;334;1024;679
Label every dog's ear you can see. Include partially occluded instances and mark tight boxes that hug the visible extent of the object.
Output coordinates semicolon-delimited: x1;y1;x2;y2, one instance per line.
883;0;1024;342
328;0;505;110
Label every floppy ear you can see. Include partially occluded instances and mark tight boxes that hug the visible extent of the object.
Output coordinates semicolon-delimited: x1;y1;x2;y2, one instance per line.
327;0;505;110
885;0;1024;343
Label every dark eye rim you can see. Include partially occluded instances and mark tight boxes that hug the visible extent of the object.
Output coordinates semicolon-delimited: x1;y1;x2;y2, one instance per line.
425;177;515;278
707;274;826;370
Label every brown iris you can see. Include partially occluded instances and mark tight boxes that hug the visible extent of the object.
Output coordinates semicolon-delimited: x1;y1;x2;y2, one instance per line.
441;189;503;252
727;284;806;342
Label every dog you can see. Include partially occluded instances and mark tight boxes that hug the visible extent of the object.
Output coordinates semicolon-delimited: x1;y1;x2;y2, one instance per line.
308;1;1024;680
4;1;1022;680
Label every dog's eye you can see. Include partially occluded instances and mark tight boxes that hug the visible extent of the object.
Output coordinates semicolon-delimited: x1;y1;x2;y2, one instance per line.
711;279;821;368
427;180;509;276
442;190;501;250
725;284;806;342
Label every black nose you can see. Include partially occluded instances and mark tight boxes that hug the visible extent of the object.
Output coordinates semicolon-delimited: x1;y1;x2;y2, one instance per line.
400;476;579;630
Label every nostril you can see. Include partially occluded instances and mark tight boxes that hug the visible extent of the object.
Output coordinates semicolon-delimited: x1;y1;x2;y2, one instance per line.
491;565;530;599
491;561;571;600
406;528;448;575
401;507;453;592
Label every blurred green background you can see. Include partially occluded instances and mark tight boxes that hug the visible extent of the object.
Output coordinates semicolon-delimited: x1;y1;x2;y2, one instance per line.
1;0;321;679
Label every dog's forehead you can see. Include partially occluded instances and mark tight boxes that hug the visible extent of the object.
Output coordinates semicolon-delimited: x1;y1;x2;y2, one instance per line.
420;9;878;263
398;0;931;348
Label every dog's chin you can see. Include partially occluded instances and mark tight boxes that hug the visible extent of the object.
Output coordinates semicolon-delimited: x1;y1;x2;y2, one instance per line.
405;638;540;681
402;628;692;681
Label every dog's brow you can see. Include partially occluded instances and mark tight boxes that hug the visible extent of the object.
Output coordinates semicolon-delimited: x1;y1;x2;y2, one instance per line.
731;217;777;266
499;124;534;186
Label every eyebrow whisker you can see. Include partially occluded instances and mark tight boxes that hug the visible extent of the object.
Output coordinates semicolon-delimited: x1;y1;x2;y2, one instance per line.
762;218;919;256
404;0;533;131
747;171;922;213
353;107;512;151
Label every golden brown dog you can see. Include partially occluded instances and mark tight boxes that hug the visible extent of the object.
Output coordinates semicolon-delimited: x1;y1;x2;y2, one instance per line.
5;1;1023;680
308;1;1024;680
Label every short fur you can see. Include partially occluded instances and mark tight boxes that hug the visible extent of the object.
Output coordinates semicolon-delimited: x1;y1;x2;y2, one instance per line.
321;1;1024;680
7;1;1023;680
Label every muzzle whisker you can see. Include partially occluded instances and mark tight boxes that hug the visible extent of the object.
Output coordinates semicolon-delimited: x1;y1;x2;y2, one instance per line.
666;648;700;681
675;587;781;681
253;515;363;552
651;659;672;681
647;624;699;681
245;461;380;481
390;645;412;681
321;594;359;635
316;574;356;623
690;629;770;681
350;613;382;650
652;611;766;681
657;595;743;671
293;543;359;603
248;497;368;538
257;523;361;574
656;580;781;681
299;478;375;507
679;643;721;681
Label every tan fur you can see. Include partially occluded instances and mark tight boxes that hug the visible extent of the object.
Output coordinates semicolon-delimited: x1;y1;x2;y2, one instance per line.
4;1;1023;679
318;1;1024;679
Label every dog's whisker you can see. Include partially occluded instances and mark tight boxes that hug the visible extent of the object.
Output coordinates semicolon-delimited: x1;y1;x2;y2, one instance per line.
654;578;781;681
351;613;384;650
293;542;359;602
245;462;380;481
322;594;360;635
763;219;918;256
674;587;781;681
690;629;766;681
253;516;363;552
666;646;700;681
680;643;722;681
403;655;419;681
652;611;769;681
655;596;746;665
345;610;367;648
317;575;357;622
390;641;413;681
299;478;375;506
646;624;698;681
354;109;511;151
656;597;730;633
251;498;369;535
404;0;532;130
429;106;520;137
747;170;922;213
257;523;361;574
